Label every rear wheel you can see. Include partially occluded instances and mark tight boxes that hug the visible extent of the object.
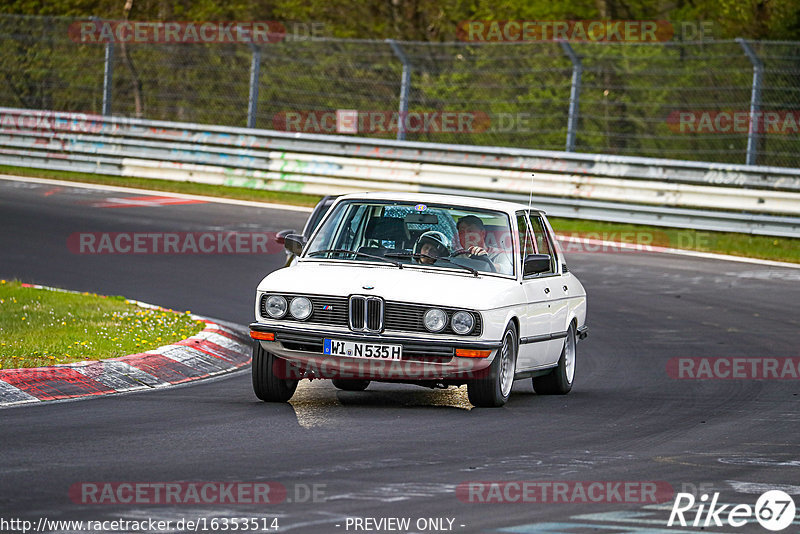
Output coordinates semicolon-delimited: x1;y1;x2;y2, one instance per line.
532;323;576;395
467;323;517;407
331;379;370;391
252;343;298;402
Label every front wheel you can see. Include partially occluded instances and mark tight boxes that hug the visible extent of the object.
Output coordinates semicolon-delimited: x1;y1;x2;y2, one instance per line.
467;323;518;407
252;343;298;402
532;323;576;395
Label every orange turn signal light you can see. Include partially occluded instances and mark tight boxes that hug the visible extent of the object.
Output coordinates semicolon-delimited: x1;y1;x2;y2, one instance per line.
455;349;492;358
250;331;275;341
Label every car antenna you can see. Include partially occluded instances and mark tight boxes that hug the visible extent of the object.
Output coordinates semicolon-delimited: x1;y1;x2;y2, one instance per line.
527;173;534;216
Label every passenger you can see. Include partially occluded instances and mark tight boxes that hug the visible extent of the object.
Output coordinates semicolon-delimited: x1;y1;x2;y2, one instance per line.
456;215;513;274
413;231;451;265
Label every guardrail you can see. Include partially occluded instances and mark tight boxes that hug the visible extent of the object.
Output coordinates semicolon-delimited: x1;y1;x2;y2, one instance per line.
1;107;799;237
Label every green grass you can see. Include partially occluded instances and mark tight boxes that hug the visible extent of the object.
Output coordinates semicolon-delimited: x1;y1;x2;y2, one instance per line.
1;164;797;264
0;164;324;208
0;280;206;370
549;218;800;264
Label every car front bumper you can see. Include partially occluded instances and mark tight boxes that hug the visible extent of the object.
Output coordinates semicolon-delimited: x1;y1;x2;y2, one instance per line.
249;322;502;381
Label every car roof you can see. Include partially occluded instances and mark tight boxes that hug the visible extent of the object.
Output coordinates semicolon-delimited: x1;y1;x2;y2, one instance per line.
333;192;545;215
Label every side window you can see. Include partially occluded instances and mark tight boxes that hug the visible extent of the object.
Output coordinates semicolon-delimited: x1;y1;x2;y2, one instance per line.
516;212;536;268
528;215;556;274
336;205;369;250
303;200;333;237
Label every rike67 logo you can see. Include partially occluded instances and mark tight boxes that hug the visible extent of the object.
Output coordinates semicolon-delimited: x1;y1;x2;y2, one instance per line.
668;490;796;531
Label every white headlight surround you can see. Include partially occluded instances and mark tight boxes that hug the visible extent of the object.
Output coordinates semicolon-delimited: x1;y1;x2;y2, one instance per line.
265;295;288;319
424;308;447;332
451;311;475;335
289;296;313;320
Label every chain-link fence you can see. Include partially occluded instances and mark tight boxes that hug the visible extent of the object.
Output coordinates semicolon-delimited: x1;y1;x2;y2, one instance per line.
2;14;799;168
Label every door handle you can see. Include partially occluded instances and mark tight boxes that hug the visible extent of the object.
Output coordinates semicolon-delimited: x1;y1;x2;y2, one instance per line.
563;285;569;292
544;287;550;294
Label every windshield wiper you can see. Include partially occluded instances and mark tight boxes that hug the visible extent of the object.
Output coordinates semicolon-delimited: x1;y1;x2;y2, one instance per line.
307;249;403;268
383;252;479;277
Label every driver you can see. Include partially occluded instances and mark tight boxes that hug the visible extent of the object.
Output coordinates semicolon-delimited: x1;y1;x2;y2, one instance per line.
456;215;513;274
413;230;451;265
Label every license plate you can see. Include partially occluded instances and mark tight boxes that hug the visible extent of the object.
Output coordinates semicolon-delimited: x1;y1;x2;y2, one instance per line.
323;339;403;360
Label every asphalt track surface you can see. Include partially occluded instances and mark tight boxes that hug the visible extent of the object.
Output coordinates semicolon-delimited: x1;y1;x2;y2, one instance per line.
1;178;799;534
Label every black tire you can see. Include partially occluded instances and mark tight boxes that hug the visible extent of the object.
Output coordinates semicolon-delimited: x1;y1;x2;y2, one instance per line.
252;342;298;402
467;322;518;407
331;379;371;391
532;323;576;395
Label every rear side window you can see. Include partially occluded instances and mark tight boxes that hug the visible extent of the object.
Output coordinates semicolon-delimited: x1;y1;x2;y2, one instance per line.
529;215;556;274
528;216;551;256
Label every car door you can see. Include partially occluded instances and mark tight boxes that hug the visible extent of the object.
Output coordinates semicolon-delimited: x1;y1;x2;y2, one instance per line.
528;213;570;365
515;211;556;370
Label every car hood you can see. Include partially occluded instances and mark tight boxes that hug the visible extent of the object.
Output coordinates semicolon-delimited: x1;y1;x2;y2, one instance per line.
257;261;521;310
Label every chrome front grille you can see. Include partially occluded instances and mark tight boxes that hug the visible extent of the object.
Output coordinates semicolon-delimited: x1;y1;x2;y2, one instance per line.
349;295;384;332
260;293;480;336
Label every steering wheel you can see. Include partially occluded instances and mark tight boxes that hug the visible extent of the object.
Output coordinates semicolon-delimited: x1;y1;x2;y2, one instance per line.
451;249;497;272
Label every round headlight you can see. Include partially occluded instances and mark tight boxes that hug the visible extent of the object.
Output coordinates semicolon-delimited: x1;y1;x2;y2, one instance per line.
265;295;287;318
289;296;312;320
424;308;447;332
451;311;475;335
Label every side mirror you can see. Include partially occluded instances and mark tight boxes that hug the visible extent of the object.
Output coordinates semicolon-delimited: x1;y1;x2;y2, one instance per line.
523;254;552;276
274;229;296;245
284;234;307;256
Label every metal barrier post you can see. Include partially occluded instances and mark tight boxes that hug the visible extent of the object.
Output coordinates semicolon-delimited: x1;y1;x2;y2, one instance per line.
736;38;763;166
93;17;114;116
102;41;114;116
387;39;411;141
560;41;582;153
247;44;262;128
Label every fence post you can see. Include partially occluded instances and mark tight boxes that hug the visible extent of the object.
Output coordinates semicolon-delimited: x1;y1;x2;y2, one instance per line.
736;38;763;166
93;17;114;116
559;41;582;152
247;44;262;128
387;39;411;141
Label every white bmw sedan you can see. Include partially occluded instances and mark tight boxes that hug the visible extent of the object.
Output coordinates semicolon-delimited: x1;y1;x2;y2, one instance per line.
250;192;587;407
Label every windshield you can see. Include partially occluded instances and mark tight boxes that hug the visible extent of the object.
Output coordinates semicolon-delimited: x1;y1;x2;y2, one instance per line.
304;200;515;276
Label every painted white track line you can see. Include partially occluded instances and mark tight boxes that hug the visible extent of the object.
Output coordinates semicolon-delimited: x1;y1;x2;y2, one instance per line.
0;174;313;213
